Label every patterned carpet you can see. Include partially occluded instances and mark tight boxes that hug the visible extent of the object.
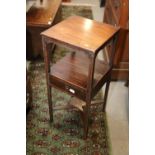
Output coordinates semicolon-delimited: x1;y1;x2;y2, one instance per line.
27;4;111;155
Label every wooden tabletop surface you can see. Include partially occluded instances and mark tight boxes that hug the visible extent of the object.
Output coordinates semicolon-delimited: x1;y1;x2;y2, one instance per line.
41;16;120;54
26;0;61;27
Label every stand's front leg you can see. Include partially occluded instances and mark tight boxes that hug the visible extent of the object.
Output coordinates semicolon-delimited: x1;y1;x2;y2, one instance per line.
42;37;53;122
83;54;96;139
102;79;110;112
82;102;91;139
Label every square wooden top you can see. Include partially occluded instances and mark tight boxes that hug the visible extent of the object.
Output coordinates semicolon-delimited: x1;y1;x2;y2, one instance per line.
26;0;61;27
41;16;120;54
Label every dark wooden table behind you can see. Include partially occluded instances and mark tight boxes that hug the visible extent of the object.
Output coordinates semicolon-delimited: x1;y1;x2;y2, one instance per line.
26;0;62;60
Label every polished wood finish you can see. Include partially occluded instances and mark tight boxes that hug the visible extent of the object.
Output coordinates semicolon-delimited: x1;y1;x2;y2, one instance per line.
26;0;62;59
42;16;119;54
104;0;129;80
49;52;110;101
27;0;62;27
41;16;120;138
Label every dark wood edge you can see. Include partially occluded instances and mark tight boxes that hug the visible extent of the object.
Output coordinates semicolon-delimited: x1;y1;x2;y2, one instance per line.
95;28;120;56
40;35;95;56
41;28;120;56
26;23;51;27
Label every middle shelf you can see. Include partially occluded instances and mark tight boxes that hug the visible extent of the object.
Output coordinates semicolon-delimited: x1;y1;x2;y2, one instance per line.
49;51;110;101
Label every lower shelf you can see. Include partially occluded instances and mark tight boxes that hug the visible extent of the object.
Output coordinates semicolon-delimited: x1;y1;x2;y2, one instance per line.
69;97;105;112
70;97;86;111
49;52;110;100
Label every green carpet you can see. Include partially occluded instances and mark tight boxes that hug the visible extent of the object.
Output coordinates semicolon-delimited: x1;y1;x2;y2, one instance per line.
27;4;111;155
61;5;94;19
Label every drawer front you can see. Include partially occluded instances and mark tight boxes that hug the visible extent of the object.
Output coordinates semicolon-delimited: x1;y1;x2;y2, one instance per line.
50;76;86;101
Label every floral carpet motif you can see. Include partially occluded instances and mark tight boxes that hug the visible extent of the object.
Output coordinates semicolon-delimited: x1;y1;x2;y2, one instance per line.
27;5;111;155
61;5;94;20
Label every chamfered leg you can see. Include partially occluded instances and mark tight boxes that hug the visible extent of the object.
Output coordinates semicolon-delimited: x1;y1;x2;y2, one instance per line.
82;102;91;139
47;85;53;122
42;37;54;122
102;79;110;112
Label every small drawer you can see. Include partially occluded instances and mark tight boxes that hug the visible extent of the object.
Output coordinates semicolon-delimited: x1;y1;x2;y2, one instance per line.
50;76;86;101
64;84;86;101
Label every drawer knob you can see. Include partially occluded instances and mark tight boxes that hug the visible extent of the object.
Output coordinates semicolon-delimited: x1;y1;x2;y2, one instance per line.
69;88;75;94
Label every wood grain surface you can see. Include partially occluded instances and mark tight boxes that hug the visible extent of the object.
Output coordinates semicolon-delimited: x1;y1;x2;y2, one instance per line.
26;0;61;27
41;16;120;54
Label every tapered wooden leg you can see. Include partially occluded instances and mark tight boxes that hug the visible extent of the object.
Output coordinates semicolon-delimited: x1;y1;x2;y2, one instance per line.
82;103;90;139
47;85;53;122
42;38;54;122
82;54;95;139
103;80;110;112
